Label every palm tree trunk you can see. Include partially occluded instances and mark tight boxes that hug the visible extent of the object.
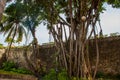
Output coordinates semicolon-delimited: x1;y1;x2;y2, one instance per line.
6;24;17;57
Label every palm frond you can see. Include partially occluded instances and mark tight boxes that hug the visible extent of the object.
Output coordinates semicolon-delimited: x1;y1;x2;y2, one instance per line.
16;25;26;42
4;24;15;38
2;22;13;33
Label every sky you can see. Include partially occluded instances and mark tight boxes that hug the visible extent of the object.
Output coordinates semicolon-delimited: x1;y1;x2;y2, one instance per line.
0;4;120;46
100;4;120;34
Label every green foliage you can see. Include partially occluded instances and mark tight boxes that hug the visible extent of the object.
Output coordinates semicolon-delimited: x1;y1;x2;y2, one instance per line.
42;69;69;80
11;67;32;74
0;43;3;46
0;1;27;43
2;61;17;71
0;43;4;48
96;71;120;80
110;32;119;37
58;69;69;80
1;61;32;74
42;69;57;80
96;71;105;78
41;68;120;80
106;0;120;8
42;68;93;80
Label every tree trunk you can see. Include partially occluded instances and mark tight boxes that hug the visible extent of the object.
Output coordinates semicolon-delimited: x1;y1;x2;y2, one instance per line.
47;0;102;79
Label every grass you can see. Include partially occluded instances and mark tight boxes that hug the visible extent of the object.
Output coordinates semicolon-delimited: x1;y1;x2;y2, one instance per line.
0;70;38;80
0;69;25;75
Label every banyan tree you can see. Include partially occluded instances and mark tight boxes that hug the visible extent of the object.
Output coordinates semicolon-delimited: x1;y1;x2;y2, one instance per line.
40;0;120;79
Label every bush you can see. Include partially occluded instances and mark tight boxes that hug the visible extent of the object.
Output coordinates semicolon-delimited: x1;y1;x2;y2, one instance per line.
1;61;32;74
2;61;17;71
42;69;89;80
42;69;69;80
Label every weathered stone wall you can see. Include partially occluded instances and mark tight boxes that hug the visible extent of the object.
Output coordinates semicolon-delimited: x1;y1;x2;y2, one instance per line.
89;36;120;75
0;49;6;67
0;36;120;75
6;48;32;68
0;46;56;71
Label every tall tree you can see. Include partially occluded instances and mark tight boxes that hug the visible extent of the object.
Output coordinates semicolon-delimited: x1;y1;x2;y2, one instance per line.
22;0;41;44
0;1;27;53
1;0;43;78
21;0;44;77
36;0;120;79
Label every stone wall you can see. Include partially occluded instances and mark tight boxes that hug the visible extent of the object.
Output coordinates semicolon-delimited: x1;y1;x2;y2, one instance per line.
89;36;120;75
0;49;6;67
0;36;120;75
1;46;56;71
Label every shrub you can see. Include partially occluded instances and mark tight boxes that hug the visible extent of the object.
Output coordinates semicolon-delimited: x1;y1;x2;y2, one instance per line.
1;61;32;74
42;69;69;80
2;61;17;71
42;69;90;80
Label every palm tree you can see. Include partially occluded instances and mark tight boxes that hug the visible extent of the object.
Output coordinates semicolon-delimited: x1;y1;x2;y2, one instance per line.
23;0;41;43
22;0;42;57
1;1;42;77
22;1;43;77
0;1;27;53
